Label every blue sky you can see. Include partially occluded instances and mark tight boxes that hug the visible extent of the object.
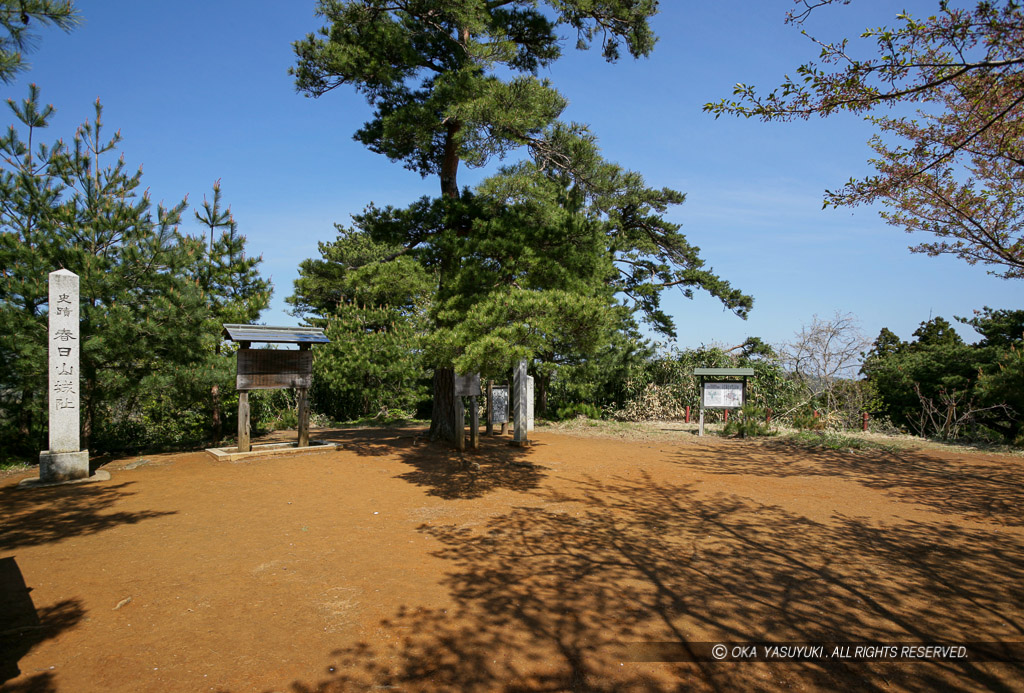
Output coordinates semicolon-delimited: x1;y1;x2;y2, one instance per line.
9;0;1023;352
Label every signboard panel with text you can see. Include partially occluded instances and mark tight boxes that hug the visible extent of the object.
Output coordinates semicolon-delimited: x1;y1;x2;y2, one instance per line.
702;381;744;409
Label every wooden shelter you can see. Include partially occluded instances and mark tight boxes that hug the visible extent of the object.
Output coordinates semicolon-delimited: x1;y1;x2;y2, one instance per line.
222;324;330;453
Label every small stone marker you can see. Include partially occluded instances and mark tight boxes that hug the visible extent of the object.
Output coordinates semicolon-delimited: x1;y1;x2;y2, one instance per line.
513;359;529;446
39;269;89;481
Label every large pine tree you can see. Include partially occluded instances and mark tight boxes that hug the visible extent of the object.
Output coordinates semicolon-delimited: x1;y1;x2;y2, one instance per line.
293;1;750;443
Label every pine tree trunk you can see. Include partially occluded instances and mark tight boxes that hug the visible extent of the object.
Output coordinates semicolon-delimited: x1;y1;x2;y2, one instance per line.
82;377;94;452
211;384;221;445
212;343;222;445
429;367;459;444
537;372;549;417
440;123;460;200
17;386;32;440
424;121;466;446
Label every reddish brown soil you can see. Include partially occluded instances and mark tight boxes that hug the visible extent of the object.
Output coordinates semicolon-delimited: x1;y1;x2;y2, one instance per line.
1;426;1022;692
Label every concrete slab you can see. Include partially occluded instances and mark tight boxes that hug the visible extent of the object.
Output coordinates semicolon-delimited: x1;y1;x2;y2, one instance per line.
205;440;340;462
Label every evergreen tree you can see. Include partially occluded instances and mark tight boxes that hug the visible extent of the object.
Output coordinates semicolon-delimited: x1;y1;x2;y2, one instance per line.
46;97;212;449
192;182;272;443
0;84;63;455
0;89;271;459
293;1;752;443
292;0;662;443
858;314;1024;439
290;225;434;421
0;0;79;84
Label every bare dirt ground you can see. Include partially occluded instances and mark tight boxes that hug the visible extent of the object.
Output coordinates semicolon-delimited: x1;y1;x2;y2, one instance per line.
2;424;1022;692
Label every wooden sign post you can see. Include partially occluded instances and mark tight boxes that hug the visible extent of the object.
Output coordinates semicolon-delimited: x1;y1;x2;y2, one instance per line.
694;367;754;437
224;325;329;454
454;372;482;450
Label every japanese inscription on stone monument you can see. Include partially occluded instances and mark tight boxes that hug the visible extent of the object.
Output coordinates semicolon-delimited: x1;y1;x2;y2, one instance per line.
39;269;90;481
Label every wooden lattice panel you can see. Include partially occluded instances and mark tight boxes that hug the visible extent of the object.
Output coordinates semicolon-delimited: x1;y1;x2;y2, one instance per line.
236;349;312;390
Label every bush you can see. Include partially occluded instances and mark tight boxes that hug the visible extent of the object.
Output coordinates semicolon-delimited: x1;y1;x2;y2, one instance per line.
610;384;687;421
721;404;774;438
792;407;825;431
555;402;603;421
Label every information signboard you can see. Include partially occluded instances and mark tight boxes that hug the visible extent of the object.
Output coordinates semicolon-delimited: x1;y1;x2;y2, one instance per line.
237;349;312;390
702;381;744;409
454;372;481;397
491;386;509;424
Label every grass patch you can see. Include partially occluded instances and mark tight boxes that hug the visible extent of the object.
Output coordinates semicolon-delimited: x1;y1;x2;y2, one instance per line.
0;459;33;474
782;430;903;454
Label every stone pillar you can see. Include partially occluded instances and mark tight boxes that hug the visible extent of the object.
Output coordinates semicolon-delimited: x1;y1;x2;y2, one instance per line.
513;359;529;446
526;375;535;432
39;269;89;481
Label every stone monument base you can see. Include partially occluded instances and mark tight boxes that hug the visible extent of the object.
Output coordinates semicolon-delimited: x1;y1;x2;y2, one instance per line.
19;467;109;489
38;449;90;482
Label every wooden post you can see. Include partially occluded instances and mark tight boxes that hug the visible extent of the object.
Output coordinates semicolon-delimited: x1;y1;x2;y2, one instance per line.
238;390;251;453
685;405;690;424
297;387;310;447
470;395;479;449
297;343;311;448
862;412;869;432
766;408;772;425
485;381;494;436
724;409;729;423
698;375;704;436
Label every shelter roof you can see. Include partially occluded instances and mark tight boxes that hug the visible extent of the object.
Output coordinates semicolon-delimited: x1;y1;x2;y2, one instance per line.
693;367;755;377
222;324;330;345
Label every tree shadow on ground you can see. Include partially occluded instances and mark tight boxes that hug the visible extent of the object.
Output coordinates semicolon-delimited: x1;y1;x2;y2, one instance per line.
315;427;542;500
0;557;84;691
0;482;176;551
274;472;1024;692
671;438;1024;526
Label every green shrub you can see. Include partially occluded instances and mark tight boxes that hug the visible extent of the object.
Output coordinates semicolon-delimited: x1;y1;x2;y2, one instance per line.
792;407;825;431
721;404;774;438
555;402;603;421
785;430;900;454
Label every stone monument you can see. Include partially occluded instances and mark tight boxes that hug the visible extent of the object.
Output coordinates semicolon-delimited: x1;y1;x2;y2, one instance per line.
39;269;90;481
512;359;529;446
526;375;535;432
490;385;509;428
